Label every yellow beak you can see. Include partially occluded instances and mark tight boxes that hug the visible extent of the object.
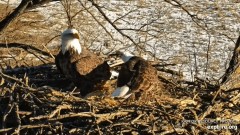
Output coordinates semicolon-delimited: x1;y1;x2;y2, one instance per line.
73;33;80;39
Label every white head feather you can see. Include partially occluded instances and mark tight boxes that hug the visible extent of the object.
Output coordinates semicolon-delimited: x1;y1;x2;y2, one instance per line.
118;51;134;62
61;28;81;55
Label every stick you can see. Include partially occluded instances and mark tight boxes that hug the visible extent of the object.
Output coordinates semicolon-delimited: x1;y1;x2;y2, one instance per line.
0;123;62;133
109;60;124;67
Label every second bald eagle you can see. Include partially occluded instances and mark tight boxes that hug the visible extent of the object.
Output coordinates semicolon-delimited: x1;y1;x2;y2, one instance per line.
111;51;165;99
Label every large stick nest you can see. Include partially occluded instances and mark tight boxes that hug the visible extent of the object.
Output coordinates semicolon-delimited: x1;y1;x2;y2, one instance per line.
0;63;239;135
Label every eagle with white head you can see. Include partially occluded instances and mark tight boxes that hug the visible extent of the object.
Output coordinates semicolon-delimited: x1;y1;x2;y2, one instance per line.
55;28;111;96
111;51;165;99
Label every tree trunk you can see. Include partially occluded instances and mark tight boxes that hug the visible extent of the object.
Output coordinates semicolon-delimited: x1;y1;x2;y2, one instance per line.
221;35;240;84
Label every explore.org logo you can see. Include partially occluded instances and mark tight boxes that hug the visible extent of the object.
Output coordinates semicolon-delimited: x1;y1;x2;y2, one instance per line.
207;124;238;131
180;119;239;131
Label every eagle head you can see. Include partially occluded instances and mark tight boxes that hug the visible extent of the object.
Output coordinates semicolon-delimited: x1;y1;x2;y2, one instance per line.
116;50;134;62
61;28;82;55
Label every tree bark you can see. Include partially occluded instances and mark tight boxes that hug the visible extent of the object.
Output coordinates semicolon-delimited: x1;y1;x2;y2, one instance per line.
221;35;240;84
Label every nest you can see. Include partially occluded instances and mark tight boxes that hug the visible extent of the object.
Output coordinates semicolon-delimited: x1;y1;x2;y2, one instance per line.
0;64;239;134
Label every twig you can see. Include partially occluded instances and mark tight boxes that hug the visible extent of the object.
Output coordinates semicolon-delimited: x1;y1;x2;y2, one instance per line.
131;114;144;124
61;0;73;27
109;60;124;68
12;99;21;135
87;0;158;58
199;105;213;120
43;35;60;59
160;128;188;135
161;107;180;135
5;38;20;66
0;43;52;58
230;93;240;104
31;110;133;123
79;1;115;40
0;123;62;133
1;95;14;133
204;33;211;78
3;64;56;74
30;104;73;121
155;66;182;76
0;71;37;92
164;0;208;31
211;88;222;104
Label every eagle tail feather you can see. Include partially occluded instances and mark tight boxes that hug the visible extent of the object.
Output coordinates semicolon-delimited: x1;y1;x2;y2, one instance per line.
111;85;131;98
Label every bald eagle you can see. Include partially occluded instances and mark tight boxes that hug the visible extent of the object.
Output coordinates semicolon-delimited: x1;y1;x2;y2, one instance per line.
55;28;111;96
111;51;164;99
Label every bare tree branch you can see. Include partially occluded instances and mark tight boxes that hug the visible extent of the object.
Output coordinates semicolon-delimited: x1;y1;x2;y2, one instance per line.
86;0;161;58
0;43;52;57
0;0;32;32
87;0;138;45
61;0;73;27
0;0;64;32
79;1;114;40
164;0;208;31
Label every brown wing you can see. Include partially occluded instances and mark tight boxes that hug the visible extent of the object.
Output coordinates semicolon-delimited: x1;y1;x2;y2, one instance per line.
118;57;165;102
71;49;106;75
55;48;111;96
128;57;161;92
117;56;160;92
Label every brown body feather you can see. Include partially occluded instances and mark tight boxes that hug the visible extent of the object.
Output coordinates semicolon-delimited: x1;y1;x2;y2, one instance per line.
117;56;163;99
55;48;111;96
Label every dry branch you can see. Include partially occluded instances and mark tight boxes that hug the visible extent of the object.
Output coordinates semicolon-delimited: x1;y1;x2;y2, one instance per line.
0;0;32;32
79;1;115;40
0;70;37;92
44;110;133;123
164;0;208;31
0;43;52;58
86;0;158;58
30;104;73;121
160;128;188;135
1;96;14;131
2;64;55;74
0;123;62;133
